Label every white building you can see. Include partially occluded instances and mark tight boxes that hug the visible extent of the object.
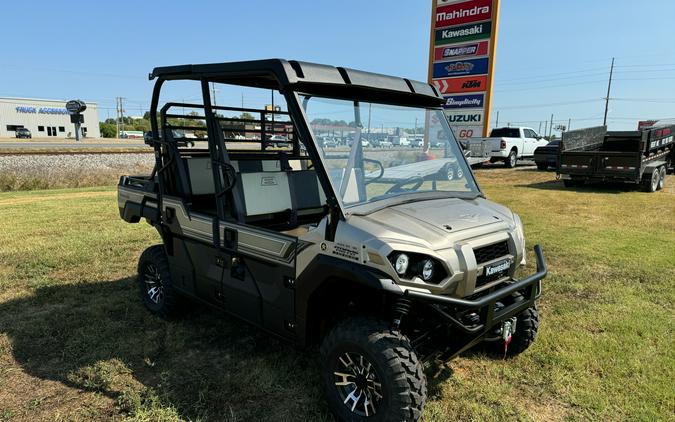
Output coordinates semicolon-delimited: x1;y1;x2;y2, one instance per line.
0;97;100;138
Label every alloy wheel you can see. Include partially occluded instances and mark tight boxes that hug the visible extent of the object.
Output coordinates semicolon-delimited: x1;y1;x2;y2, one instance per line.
143;264;164;304
333;352;383;417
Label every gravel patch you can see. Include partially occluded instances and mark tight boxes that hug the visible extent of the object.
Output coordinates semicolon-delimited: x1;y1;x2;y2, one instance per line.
0;153;155;191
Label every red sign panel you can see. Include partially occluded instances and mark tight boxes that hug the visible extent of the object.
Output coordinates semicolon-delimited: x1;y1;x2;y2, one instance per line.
433;75;488;94
435;0;492;28
434;40;489;61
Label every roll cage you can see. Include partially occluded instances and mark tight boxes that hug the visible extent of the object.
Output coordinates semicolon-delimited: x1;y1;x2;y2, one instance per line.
145;59;445;241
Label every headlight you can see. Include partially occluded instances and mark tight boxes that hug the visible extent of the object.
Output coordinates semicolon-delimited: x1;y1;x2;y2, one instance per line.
513;213;527;265
394;254;409;275
421;259;434;281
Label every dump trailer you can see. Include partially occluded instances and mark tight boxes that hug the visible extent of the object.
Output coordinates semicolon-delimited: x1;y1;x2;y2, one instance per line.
558;124;674;192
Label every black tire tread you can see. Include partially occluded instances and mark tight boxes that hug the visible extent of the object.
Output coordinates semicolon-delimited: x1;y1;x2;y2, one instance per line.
320;318;426;422
137;244;182;318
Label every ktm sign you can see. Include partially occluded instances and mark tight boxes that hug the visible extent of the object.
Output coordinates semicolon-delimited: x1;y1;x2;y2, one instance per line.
436;0;492;28
432;75;488;94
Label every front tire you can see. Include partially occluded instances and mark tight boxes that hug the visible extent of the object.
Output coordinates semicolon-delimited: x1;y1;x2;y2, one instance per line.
485;303;540;357
137;245;182;318
320;318;426;422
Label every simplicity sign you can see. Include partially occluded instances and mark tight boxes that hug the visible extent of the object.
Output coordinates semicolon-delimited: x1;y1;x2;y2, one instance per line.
427;0;500;140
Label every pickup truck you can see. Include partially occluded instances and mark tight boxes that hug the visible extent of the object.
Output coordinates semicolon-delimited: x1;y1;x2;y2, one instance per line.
558;124;673;192
466;127;550;168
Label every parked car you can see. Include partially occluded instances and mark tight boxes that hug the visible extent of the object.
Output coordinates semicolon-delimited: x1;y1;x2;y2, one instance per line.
379;139;393;148
267;134;290;147
533;140;560;170
410;138;424;148
466;127;550;168
15;128;32;139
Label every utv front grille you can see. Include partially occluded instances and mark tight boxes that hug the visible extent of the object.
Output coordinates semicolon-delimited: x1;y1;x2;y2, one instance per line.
473;240;509;265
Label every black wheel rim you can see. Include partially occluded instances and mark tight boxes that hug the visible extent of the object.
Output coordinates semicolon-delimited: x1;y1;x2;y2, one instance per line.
143;263;164;304
334;352;383;417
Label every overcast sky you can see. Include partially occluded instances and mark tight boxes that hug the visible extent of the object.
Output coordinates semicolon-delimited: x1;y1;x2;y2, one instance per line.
1;0;673;131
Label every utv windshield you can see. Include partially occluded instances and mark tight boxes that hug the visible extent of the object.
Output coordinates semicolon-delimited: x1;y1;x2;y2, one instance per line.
300;95;479;208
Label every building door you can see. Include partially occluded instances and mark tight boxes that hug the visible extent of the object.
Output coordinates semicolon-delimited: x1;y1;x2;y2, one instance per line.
46;126;57;136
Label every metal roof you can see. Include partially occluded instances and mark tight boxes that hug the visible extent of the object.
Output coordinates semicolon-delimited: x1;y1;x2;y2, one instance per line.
150;59;444;107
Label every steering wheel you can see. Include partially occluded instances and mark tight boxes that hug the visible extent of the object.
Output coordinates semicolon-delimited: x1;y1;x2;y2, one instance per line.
385;176;425;194
364;158;385;185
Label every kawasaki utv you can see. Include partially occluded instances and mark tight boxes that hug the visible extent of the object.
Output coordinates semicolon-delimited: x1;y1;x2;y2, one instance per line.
118;59;547;422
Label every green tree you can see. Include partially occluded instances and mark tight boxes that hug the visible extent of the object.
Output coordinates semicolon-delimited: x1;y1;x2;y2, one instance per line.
99;122;117;138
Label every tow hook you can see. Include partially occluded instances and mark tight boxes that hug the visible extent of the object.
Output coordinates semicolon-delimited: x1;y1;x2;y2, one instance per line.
501;317;517;354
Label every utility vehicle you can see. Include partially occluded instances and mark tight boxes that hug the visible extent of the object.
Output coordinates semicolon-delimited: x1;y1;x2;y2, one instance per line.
118;59;547;422
558;124;673;191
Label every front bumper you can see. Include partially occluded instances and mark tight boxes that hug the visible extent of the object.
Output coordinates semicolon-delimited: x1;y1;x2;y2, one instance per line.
404;245;546;359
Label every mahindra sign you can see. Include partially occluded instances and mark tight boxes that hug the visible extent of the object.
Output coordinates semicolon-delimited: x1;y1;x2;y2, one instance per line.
436;0;492;27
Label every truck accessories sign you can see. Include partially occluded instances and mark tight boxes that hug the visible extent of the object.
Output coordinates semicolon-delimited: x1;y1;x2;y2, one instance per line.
428;0;500;139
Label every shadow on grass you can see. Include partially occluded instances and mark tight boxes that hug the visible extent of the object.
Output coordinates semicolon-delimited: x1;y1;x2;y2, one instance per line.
518;179;644;194
0;278;333;421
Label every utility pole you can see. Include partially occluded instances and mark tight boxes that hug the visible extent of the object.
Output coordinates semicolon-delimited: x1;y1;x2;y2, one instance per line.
568;118;571;131
495;110;499;127
211;82;218;107
603;57;614;127
549;114;554;137
538;121;542;134
115;97;123;139
543;120;548;137
119;97;125;137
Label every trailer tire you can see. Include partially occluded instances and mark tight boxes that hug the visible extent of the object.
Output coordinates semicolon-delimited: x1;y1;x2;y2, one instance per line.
137;245;183;318
505;150;518;168
535;162;548;170
320;318;427;422
643;169;660;193
657;166;666;190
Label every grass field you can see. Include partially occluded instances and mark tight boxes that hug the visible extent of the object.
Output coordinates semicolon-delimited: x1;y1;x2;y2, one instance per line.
0;168;673;421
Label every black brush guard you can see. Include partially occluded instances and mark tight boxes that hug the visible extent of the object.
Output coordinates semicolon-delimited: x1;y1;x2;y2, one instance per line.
403;245;546;361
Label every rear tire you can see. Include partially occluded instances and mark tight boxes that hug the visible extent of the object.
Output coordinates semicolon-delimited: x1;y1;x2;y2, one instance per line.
535;162;548;170
657;166;666;190
643;169;660;193
320;318;427;422
505;150;518;168
137;245;182;318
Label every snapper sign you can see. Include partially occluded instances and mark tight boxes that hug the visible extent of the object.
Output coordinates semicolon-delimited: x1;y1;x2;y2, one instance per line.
428;0;500;139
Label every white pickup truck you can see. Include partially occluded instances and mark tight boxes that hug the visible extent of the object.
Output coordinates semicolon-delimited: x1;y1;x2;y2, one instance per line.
467;127;549;168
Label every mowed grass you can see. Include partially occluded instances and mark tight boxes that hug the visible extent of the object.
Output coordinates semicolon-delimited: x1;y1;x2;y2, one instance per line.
0;168;673;421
